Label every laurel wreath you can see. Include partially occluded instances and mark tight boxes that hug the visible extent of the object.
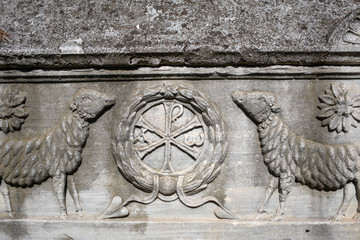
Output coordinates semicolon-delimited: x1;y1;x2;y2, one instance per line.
112;84;227;195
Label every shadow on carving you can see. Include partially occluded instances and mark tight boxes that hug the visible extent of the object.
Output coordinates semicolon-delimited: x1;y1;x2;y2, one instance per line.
0;88;115;218
232;90;360;221
102;84;236;219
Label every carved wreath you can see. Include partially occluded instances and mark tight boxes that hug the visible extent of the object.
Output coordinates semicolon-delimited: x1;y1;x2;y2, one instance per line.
112;84;227;196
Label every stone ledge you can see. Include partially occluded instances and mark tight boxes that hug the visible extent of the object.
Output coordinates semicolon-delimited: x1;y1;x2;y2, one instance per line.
3;66;360;83
2;52;360;70
0;218;358;240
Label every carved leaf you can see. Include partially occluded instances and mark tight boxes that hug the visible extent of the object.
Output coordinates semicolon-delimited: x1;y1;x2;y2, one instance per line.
179;89;194;100
350;116;358;128
9;118;21;131
142;88;160;100
319;95;335;105
194;96;208;112
9;95;26;107
343;116;352;133
205;166;222;184
352;99;360;107
352;109;360;121
321;114;335;127
317;106;335;118
331;84;344;99
206;107;219;123
212;144;222;164
13;108;28;118
0;119;9;133
328;115;341;132
347;88;360;102
202;113;212;126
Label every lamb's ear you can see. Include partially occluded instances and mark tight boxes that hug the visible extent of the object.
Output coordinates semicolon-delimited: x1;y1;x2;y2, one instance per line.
70;88;87;111
264;95;282;113
70;102;77;111
70;99;78;111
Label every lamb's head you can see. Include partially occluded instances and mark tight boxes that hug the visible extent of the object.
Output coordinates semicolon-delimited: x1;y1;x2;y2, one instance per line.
70;88;116;120
232;90;281;124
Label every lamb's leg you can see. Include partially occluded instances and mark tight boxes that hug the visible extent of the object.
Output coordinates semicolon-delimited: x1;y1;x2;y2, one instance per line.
67;175;83;217
0;181;13;217
353;176;360;221
52;173;68;219
331;184;354;221
271;172;295;221
255;175;278;219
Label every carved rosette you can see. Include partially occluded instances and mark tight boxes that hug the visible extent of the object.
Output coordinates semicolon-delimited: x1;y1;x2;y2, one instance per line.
317;83;360;133
106;84;233;219
0;88;28;133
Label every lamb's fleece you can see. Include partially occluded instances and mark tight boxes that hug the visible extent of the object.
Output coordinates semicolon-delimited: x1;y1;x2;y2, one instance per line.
259;113;359;191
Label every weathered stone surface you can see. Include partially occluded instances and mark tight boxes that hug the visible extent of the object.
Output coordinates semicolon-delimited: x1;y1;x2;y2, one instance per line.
0;66;359;239
2;1;360;238
0;219;359;240
1;1;360;68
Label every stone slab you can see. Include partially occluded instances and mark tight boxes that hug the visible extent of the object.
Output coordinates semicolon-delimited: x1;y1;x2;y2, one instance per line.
0;66;359;239
2;1;360;68
0;218;359;240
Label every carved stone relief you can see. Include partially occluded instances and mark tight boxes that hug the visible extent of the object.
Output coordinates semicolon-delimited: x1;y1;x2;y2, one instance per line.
103;84;234;219
343;10;360;44
232;90;360;221
327;7;360;46
0;70;359;238
0;88;115;218
317;83;360;133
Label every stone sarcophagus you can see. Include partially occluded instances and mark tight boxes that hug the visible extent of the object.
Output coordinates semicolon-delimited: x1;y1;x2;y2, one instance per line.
0;67;359;239
2;0;360;239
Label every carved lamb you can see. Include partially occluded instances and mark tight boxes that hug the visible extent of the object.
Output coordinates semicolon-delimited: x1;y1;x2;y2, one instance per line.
0;88;115;218
232;90;360;221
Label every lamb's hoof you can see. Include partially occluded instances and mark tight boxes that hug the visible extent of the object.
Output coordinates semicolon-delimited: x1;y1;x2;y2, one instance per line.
76;210;83;217
255;210;267;220
330;213;344;221
352;213;360;221
7;211;14;218
60;212;68;220
269;214;282;222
